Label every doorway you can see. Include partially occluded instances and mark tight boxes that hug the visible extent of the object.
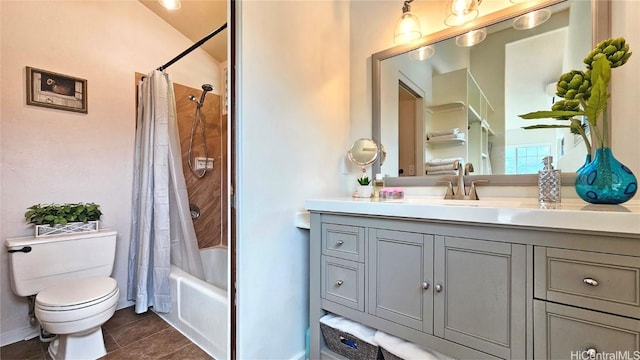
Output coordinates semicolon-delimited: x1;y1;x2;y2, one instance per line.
398;81;424;177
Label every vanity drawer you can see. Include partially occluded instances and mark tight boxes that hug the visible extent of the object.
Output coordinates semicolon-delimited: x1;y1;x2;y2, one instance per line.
321;256;365;311
322;223;365;262
534;300;640;359
534;247;640;319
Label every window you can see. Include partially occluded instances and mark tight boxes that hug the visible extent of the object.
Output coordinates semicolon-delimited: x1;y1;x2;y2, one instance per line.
505;145;551;174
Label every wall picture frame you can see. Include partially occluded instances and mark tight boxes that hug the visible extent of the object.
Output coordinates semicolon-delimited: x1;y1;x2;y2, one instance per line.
26;66;87;113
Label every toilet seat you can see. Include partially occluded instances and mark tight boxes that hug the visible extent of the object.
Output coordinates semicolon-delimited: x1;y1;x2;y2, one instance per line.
36;277;119;324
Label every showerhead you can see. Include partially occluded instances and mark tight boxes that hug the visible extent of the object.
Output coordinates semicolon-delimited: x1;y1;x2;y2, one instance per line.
198;84;214;105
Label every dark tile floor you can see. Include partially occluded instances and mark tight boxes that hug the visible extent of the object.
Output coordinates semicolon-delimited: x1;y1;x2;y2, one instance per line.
0;306;214;360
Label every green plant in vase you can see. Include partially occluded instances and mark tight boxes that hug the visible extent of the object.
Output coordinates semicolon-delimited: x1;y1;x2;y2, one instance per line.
357;175;371;186
356;175;373;198
519;37;637;204
25;202;102;227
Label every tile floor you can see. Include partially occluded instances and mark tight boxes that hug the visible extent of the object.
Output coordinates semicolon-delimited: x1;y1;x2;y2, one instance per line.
0;306;214;360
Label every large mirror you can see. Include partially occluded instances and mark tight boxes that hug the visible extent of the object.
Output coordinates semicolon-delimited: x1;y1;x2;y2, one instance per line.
373;0;610;185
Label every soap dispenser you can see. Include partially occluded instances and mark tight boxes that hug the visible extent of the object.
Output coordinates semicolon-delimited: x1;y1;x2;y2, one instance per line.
373;173;385;199
538;156;561;204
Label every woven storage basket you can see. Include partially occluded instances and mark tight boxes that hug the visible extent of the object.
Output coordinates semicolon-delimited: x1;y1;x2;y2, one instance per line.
320;322;382;360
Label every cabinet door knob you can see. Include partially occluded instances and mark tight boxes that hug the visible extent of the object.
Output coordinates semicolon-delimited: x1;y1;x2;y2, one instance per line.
422;281;430;290
435;284;443;292
583;278;599;287
585;348;597;357
336;240;344;246
335;280;343;286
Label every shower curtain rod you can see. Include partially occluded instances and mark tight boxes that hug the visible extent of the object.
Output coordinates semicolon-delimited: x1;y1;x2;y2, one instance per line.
157;22;228;71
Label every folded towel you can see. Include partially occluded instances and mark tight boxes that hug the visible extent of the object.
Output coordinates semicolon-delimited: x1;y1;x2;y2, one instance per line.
374;331;455;360
426;157;463;166
425;163;458;171
428;128;459;138
319;314;377;345
425;170;458;175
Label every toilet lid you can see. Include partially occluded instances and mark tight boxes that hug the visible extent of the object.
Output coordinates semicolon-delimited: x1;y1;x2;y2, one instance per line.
36;277;118;309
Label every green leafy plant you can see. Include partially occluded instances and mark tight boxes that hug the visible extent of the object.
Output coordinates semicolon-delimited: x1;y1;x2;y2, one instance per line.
25;202;102;227
357;176;371;186
519;37;632;156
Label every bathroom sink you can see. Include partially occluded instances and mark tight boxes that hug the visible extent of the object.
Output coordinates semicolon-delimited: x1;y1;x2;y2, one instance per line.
400;197;523;208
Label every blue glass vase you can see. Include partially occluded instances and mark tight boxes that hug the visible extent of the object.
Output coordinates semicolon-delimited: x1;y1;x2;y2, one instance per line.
575;147;638;204
576;154;591;173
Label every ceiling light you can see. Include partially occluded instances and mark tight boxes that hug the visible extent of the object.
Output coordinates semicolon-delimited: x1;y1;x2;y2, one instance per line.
455;28;487;47
445;0;481;27
159;0;181;10
394;0;422;44
512;9;552;30
409;45;435;61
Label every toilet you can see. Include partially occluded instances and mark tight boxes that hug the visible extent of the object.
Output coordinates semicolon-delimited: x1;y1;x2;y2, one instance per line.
5;230;119;360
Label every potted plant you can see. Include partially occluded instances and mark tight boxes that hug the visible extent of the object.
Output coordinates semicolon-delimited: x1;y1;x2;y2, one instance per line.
25;202;102;237
519;37;637;204
355;175;373;198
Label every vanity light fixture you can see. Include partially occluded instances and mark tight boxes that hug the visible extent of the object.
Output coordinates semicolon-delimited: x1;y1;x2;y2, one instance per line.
445;0;482;27
409;45;435;61
512;9;552;30
455;28;487;47
159;0;181;10
394;0;423;44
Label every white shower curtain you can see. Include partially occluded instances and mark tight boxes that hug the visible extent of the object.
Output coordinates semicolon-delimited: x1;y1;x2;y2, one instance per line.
128;70;205;314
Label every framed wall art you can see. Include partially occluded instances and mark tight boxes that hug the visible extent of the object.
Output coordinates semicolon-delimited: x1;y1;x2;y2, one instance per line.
26;66;87;113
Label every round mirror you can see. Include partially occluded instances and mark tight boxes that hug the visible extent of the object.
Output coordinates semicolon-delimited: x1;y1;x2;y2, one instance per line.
347;138;379;167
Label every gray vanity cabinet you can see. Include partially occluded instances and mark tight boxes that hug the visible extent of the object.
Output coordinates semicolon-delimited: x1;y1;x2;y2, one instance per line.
434;236;526;359
533;247;640;359
309;212;640;360
368;228;434;334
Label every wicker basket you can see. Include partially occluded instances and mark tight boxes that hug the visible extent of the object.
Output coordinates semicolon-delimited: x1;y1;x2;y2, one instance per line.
320;322;382;360
35;221;100;237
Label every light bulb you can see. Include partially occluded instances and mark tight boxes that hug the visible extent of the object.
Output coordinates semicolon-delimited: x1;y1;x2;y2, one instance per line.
513;9;551;30
455;28;487;47
394;12;422;44
159;0;181;10
409;45;435;61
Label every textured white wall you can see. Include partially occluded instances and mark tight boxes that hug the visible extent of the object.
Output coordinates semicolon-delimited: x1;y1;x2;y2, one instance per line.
235;0;350;358
0;1;220;346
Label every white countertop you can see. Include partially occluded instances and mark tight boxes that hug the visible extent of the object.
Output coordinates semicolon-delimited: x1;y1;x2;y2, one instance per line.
305;196;640;236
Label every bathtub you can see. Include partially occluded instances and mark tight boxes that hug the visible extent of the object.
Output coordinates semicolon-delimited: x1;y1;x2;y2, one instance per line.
156;247;228;359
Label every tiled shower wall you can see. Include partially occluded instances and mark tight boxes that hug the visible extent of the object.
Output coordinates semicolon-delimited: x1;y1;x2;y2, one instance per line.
173;82;228;248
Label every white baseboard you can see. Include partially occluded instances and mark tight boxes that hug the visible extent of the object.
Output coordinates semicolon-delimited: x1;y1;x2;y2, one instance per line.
0;325;39;347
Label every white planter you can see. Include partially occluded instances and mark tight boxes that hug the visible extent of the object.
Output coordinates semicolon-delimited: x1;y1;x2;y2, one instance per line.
35;221;100;237
355;185;373;198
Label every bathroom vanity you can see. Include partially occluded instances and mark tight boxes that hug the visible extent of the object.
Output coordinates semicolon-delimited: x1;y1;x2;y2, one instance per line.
306;197;640;359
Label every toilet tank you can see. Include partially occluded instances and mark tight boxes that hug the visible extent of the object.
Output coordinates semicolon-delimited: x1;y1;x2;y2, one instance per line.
5;229;117;297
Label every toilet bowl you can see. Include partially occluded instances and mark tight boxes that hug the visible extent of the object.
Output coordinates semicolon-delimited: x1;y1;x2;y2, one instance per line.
5;230;120;360
35;276;119;360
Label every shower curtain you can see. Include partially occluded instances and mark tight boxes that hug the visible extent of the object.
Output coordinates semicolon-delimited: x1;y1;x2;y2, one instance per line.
128;70;205;314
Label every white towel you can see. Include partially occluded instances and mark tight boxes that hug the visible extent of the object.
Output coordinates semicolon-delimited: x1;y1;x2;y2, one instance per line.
425;170;458;175
319;314;377;345
426;157;463;166
428;128;459;138
425;163;458;171
373;331;455;360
